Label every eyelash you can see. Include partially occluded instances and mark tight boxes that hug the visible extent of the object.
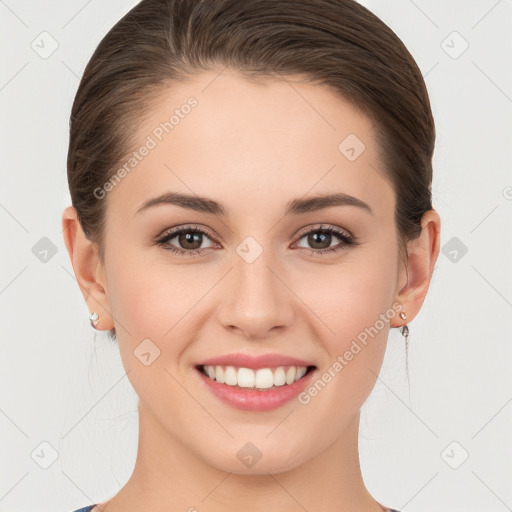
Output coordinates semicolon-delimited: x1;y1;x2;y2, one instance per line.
155;224;357;257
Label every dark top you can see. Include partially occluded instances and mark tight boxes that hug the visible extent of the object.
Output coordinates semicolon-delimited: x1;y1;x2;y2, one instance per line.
71;506;402;512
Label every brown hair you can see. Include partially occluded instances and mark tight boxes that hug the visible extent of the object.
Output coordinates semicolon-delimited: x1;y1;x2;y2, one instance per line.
67;0;436;342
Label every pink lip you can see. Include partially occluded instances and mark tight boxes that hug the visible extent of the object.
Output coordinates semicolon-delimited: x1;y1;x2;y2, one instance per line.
196;365;318;411
196;353;315;370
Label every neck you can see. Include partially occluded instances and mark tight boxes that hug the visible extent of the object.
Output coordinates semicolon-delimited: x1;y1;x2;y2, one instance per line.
99;401;387;512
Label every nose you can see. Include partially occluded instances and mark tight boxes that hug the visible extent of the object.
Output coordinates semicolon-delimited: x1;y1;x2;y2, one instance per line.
216;247;294;340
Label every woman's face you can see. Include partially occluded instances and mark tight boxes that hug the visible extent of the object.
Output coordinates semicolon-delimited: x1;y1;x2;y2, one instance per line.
98;68;406;473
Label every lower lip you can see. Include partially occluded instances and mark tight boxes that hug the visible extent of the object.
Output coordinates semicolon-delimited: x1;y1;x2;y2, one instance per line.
196;366;317;411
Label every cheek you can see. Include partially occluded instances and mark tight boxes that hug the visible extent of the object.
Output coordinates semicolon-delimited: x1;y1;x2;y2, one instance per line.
105;246;220;351
292;252;398;429
104;250;210;403
300;246;398;404
303;247;398;346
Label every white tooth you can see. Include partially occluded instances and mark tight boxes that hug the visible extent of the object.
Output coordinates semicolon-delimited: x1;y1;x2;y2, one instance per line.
255;368;274;389
237;367;255;388
295;366;307;381
207;365;216;379
204;364;308;389
215;365;225;384
224;365;238;385
273;366;286;386
285;366;297;385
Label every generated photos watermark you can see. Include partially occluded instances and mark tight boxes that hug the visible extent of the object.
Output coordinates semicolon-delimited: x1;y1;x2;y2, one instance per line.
297;301;403;405
93;96;198;200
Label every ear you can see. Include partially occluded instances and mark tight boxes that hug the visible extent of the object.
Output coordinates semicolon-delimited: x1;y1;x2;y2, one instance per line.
62;205;114;331
391;209;441;327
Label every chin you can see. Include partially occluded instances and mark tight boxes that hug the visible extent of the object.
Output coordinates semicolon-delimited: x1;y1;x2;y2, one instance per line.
201;440;309;476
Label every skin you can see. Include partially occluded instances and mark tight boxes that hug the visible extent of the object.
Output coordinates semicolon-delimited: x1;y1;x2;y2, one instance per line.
62;68;440;512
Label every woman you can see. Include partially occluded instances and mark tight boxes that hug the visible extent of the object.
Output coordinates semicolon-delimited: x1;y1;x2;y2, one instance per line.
62;0;441;510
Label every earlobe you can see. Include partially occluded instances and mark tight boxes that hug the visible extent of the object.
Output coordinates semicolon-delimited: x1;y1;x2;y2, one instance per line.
61;205;113;330
391;209;441;327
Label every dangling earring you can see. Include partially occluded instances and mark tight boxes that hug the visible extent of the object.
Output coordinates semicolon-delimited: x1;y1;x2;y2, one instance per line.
399;311;409;344
400;323;409;344
399;311;410;381
89;311;99;328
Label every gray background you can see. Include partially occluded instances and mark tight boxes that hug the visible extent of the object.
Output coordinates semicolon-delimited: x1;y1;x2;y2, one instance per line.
1;1;511;511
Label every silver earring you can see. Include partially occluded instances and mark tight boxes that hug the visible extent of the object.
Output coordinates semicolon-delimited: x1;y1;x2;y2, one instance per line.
399;312;407;320
400;322;410;382
89;311;99;328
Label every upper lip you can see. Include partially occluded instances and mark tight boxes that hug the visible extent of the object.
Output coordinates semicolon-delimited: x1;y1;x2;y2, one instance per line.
196;353;316;370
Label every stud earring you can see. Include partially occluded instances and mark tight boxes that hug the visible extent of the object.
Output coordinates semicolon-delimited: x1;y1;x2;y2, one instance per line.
89;311;99;328
399;312;407;320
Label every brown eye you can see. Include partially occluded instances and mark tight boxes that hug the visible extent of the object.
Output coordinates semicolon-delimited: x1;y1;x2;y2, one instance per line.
176;231;203;250
295;226;356;254
156;224;357;257
156;225;217;256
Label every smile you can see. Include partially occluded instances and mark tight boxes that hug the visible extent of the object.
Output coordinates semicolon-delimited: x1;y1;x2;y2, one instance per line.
195;364;317;411
199;364;314;390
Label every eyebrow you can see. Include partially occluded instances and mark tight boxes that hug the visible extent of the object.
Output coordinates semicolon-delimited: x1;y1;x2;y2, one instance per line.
135;191;373;217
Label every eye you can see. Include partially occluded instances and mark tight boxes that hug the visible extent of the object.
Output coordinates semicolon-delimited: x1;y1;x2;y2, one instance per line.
155;224;357;256
294;225;356;254
155;225;217;256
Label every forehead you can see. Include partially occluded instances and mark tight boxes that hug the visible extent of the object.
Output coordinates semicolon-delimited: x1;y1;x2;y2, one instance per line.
106;68;394;222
